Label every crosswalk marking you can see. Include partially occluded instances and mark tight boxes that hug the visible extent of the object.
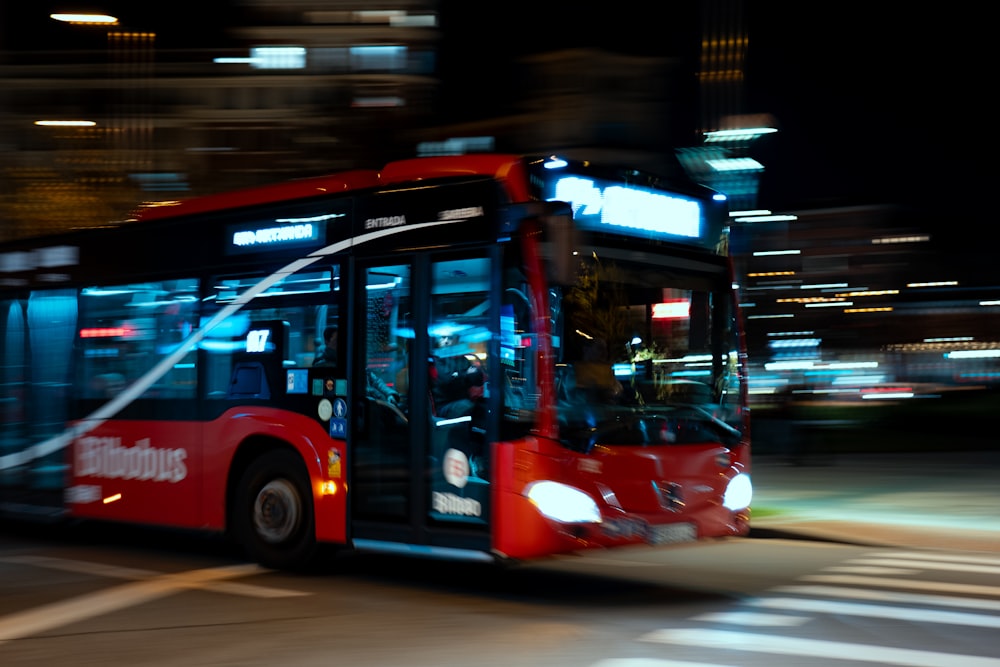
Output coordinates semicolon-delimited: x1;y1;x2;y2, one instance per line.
623;550;1000;666
800;573;1000;597
772;585;1000;612
692;610;809;626
825;565;920;575
750;596;1000;628
592;659;742;667
872;551;1000;566
641;628;1000;667
590;658;733;667
847;557;1000;576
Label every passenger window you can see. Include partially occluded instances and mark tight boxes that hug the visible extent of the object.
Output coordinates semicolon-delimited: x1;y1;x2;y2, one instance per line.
364;265;408;409
428;256;491;490
77;280;199;400
205;268;338;399
501;254;537;436
429;257;490;420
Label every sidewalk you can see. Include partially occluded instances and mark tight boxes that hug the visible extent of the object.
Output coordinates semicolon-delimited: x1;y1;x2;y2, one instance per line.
748;450;1000;553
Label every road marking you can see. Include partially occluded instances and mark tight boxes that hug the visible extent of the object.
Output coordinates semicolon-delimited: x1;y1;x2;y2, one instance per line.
825;565;920;575
641;628;1000;667
692;610;809;627
773;585;1000;612
0;564;264;643
801;573;1000;598
1;554;156;580
206;580;311;598
0;555;309;598
593;659;742;667
847;557;1000;576
750;596;1000;628
873;551;1000;567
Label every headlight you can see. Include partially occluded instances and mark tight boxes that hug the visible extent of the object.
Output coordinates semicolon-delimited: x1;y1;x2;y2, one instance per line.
525;481;602;523
722;472;752;510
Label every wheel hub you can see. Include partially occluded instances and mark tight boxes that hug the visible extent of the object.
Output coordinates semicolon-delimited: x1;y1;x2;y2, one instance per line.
253;478;301;544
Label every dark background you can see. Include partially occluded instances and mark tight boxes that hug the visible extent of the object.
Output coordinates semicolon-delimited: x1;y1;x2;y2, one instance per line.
2;2;990;262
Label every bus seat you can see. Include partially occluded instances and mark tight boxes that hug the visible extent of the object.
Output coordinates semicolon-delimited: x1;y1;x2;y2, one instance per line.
227;362;271;400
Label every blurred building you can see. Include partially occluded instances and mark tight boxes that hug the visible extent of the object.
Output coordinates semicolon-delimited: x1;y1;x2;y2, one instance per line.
0;1;747;239
0;1;441;239
736;205;1000;395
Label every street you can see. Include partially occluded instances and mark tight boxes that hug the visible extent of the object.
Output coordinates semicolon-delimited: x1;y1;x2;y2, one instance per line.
2;519;999;666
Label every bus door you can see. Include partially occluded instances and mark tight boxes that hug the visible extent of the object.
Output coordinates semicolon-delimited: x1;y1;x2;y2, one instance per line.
350;253;493;555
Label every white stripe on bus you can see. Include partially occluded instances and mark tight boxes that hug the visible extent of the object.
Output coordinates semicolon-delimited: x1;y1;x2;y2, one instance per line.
0;219;460;472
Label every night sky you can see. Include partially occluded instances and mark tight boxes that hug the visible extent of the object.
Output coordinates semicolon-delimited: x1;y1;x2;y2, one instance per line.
744;5;991;277
746;6;980;212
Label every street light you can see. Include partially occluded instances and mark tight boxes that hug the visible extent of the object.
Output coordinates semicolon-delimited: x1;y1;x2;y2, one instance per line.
42;10;155;228
50;13;119;25
34;120;97;127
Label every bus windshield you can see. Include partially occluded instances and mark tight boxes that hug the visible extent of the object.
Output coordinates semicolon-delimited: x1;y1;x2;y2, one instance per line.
550;248;744;451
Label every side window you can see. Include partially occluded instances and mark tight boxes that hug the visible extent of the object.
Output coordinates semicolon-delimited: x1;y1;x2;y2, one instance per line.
428;254;491;512
429;257;490;420
77;280;198;400
27;290;77;439
502;254;537;436
364;265;408;407
0;298;28;445
205;267;338;399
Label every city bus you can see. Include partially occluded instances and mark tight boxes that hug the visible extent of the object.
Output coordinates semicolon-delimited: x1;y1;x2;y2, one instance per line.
0;153;752;569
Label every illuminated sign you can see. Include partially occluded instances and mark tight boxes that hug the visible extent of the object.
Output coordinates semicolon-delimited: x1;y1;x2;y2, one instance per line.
226;219;324;255
80;327;132;338
233;224;317;248
652;300;690;319
547;176;702;240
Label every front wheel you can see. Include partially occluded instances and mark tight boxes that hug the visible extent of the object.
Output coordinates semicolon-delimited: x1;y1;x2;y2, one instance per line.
234;449;316;569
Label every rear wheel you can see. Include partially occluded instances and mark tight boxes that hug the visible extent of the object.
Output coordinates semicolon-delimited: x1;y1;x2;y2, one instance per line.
234;449;316;569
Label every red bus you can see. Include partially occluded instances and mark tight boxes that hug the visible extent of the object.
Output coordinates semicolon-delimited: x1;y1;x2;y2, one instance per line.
0;154;751;568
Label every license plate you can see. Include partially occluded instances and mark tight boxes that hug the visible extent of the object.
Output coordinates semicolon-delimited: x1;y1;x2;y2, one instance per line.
648;522;697;545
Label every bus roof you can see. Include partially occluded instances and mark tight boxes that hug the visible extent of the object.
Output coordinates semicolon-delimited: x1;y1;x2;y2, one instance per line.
135;154;533;223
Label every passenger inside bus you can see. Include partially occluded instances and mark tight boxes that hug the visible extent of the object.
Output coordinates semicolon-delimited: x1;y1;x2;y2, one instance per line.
428;351;488;479
432;354;486;419
314;324;399;405
313;326;339;367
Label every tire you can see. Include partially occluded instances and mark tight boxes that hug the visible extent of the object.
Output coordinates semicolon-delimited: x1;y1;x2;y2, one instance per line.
234;449;317;570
